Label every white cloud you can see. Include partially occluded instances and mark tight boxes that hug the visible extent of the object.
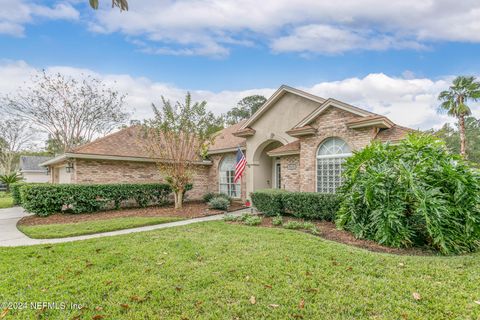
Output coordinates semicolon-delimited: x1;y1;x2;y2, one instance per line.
0;60;478;131
0;0;79;36
86;0;480;56
271;25;425;55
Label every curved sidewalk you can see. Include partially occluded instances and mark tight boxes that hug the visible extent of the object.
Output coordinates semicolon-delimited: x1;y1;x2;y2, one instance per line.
0;206;250;247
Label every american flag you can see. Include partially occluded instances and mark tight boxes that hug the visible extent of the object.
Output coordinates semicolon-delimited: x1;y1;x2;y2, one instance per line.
234;147;246;183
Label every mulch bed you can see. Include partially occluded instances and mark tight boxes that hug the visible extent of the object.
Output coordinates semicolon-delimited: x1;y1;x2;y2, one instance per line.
18;201;245;227
229;216;432;256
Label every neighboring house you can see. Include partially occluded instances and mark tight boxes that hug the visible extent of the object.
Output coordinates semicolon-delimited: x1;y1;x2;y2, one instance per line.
40;85;411;200
19;156;52;183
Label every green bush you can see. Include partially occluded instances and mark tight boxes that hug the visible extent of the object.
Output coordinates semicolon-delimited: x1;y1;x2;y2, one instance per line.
208;196;230;210
20;183;172;216
223;213;238;221
337;133;480;254
282;221;304;230
251;189;341;220
272;215;283;226
203;192;231;203
282;192;341;221
243;215;262;226
250;189;285;216
11;183;26;205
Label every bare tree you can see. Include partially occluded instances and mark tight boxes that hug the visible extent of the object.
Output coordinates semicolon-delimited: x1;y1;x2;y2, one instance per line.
143;93;216;209
0;119;35;174
2;71;129;154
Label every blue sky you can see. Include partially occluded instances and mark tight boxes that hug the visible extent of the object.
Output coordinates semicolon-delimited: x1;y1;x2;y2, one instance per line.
1;0;480;128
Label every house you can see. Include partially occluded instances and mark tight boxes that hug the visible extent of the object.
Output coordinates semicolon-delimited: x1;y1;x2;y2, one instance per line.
19;156;52;183
40;85;411;200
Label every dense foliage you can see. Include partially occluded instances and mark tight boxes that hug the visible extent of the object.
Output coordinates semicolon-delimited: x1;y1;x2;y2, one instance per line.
337;133;480;254
432;116;480;164
202;192;231;203
250;189;286;216
251;189;341;220
20;183;172;216
11;183;46;205
208;196;230;210
282;192;341;221
0;172;22;192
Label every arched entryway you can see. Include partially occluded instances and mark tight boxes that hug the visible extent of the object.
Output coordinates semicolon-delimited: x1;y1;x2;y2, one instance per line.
252;140;283;191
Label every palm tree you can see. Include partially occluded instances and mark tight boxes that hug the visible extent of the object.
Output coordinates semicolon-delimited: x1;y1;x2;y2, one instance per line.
438;76;480;158
89;0;128;11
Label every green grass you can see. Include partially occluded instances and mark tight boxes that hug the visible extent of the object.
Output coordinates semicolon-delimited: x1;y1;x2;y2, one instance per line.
0;192;13;209
18;217;184;239
1;222;479;319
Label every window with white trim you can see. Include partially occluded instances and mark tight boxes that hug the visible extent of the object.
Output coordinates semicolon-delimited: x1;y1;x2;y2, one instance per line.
316;137;351;193
219;154;241;198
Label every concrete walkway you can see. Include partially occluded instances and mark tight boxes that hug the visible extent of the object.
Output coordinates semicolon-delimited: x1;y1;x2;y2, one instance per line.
0;206;251;247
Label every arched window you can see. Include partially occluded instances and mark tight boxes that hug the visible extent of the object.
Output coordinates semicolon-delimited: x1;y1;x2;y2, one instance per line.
219;154;241;198
316;137;351;193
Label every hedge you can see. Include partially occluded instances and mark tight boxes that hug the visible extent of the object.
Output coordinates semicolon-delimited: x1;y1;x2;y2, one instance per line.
10;183;26;205
20;183;172;216
282;192;341;221
250;189;286;216
251;189;341;220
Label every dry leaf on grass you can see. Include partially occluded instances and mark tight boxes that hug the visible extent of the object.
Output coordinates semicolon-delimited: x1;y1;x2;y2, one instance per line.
299;299;305;309
268;304;279;308
94;306;103;311
92;315;105;320
250;296;256;304
0;308;9;319
474;300;480;305
412;292;421;301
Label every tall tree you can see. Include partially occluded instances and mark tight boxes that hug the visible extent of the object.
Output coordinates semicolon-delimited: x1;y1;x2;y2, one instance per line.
0;119;35;174
90;0;128;10
224;95;266;125
2;71;129;154
433;116;480;164
143;93;217;209
438;76;480;158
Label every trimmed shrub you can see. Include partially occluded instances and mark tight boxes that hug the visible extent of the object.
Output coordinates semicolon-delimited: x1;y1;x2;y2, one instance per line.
282;192;341;221
20;183;172;216
250;189;285;216
337;133;480;254
11;183;26;205
11;183;47;205
208;196;230;210
251;189;341;220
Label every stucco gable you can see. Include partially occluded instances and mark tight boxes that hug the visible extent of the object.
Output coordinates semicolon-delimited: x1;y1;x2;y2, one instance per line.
239;85;326;130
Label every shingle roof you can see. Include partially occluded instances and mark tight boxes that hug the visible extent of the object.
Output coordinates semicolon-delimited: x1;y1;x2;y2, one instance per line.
72;126;151;158
19;156;53;171
208;121;247;152
268;140;300;155
374;125;413;142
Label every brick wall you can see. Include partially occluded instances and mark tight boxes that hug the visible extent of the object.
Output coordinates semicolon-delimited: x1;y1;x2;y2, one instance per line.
298;107;376;192
72;159;210;200
280;155;300;192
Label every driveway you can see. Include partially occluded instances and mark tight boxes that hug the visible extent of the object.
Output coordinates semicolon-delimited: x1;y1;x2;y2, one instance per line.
0;207;251;247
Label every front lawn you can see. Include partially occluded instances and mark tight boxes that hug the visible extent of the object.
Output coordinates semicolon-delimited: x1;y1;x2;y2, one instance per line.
18;216;184;239
0;192;13;209
1;222;479;319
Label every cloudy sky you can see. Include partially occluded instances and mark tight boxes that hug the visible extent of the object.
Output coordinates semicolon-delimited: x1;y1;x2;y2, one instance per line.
2;0;480;129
